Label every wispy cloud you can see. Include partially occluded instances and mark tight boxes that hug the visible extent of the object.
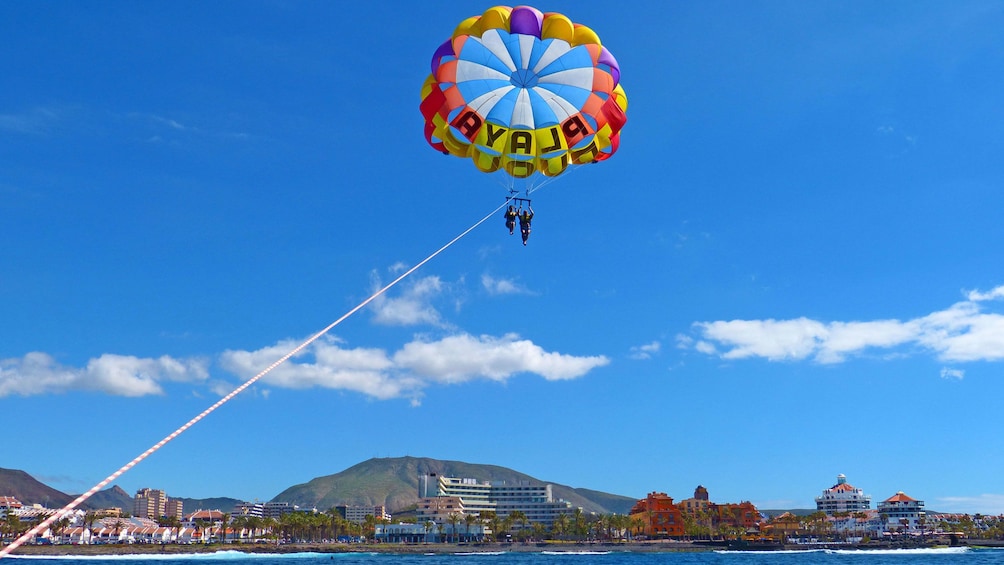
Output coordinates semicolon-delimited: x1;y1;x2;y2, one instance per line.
940;367;965;380
481;274;533;296
0;108;59;135
629;341;661;360
683;284;1004;365
0;352;209;397
368;274;449;327
128;112;251;144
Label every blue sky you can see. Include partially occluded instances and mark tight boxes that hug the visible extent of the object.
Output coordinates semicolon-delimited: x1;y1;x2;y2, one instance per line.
3;1;1004;515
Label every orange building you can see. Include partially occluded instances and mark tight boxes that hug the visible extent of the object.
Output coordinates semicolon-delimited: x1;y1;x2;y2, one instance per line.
711;501;761;530
676;486;762;535
629;492;685;538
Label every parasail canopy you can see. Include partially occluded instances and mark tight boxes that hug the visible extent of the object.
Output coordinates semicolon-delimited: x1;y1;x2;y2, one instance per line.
420;5;628;180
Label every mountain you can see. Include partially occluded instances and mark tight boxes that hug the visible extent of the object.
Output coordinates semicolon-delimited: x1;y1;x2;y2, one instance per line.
0;468;74;508
270;456;638;515
81;485;132;511
0;469;136;512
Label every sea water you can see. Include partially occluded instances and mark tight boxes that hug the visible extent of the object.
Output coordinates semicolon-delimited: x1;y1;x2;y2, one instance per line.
7;548;1004;565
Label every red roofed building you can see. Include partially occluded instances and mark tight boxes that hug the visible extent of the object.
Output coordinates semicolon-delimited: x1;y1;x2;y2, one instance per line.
629;492;685;538
0;496;23;518
877;491;925;532
815;474;871;515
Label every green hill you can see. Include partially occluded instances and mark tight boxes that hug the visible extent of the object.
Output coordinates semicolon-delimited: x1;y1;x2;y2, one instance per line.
270;456;637;515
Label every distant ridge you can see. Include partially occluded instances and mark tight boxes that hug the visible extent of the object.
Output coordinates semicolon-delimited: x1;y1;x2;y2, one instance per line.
0;468;74;508
0;469;242;515
271;456;638;515
82;485;132;511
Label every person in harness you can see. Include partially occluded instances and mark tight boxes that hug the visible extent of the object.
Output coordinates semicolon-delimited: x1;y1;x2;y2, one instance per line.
504;205;518;235
518;206;534;246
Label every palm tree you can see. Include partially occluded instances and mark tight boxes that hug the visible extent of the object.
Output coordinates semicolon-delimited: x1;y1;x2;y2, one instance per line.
464;513;478;542
230;516;247;544
500;514;514;542
220;512;231;543
572;508;586;541
362;514;378;541
591;514;608;541
447;513;461;543
2;514;24;544
629;514;645;541
480;511;499;543
507;511;527;542
45;515;67;544
552;513;569;540
263;517;279;544
112;519;126;544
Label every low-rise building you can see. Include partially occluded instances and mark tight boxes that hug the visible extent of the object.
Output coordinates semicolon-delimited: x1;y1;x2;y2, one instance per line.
335;504;391;524
630;492;685;538
415;496;465;525
0;496;23;519
373;521;487;543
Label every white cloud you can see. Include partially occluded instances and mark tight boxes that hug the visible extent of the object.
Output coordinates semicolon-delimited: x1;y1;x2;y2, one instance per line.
221;337;411;400
966;284;1004;302
219;333;608;404
629;341;661;360
0;352;209;398
369;274;447;327
940;367;964;380
394;333;609;383
686;285;1004;366
481;274;532;296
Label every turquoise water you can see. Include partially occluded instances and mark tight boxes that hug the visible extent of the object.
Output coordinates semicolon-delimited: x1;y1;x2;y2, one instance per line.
7;548;1004;565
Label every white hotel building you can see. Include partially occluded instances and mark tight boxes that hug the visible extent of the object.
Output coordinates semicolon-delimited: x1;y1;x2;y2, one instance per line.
418;474;573;526
815;474;872;515
877;491;926;532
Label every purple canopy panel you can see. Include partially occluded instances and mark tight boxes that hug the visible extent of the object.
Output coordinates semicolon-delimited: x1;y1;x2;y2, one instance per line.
598;47;621;87
509;5;543;38
430;39;455;75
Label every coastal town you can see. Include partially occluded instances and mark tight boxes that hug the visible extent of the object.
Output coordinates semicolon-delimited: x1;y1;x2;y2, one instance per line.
2;473;1003;550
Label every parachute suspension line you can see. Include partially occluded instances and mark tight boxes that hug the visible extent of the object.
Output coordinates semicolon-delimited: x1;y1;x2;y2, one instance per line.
526;160;582;199
0;200;511;560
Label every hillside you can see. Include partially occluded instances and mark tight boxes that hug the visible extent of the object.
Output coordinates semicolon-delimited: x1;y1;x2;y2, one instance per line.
0;468;75;508
271;456;637;515
0;469;134;512
82;485;132;511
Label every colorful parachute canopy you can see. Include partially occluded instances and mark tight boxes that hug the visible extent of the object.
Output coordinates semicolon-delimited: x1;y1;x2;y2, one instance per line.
420;5;628;179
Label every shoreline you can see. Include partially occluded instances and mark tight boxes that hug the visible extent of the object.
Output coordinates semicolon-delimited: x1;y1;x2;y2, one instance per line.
11;539;1001;557
7;541;709;557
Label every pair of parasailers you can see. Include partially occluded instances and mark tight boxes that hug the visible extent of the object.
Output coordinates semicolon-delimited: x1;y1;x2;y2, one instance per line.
504;205;534;245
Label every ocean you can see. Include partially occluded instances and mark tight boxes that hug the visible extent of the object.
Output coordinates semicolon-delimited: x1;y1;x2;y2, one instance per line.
6;548;1004;565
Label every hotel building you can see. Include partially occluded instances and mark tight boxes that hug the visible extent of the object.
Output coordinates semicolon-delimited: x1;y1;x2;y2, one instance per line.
815;474;872;515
